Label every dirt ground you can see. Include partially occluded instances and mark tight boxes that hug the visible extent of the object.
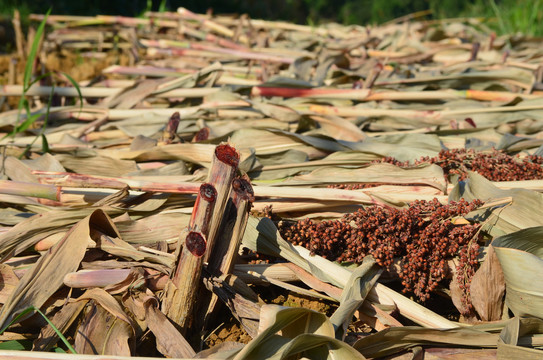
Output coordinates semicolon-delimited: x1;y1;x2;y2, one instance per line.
44;50;132;82
205;289;337;348
0;50;131;85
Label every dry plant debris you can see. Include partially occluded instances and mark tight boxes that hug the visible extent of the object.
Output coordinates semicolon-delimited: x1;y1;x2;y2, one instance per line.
0;7;542;360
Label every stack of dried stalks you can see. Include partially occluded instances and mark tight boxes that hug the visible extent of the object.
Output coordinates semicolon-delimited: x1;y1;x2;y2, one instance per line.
0;7;542;360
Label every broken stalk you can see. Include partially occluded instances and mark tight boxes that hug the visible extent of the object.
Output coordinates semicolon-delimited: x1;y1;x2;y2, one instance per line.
161;183;217;333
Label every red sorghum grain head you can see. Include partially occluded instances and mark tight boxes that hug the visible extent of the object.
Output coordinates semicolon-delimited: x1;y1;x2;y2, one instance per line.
272;198;483;310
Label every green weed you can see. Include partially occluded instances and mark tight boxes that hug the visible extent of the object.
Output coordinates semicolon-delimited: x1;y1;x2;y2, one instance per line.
488;0;542;36
0;306;76;353
158;0;169;13
2;9;82;158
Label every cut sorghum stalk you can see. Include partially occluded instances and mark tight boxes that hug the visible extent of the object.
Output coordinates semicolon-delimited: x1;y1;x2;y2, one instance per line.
162;183;217;334
202;143;240;262
202;177;255;332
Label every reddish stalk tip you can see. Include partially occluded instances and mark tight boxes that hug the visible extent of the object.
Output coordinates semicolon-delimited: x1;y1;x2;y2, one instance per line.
215;144;240;167
192;127;210;142
167;112;181;130
185;231;206;257
199;183;217;202
464;117;476;128
232;178;254;200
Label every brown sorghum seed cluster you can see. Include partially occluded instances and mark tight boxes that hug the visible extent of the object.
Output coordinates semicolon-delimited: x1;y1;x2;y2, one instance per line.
390;149;543;181
243;250;277;264
328;183;375;190
456;241;480;314
328;149;543;190
328;183;410;190
272;199;482;311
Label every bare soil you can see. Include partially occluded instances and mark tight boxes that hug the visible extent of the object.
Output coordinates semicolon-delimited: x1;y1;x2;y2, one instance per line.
205;288;337;348
44;50;132;82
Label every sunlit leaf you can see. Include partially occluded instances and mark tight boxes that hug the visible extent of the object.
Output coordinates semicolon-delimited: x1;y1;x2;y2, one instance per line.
492;227;543;318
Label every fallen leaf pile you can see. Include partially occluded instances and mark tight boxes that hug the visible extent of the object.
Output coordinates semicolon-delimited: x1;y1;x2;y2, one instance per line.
0;8;542;359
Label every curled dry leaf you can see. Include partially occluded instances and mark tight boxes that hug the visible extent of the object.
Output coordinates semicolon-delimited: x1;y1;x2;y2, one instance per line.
0;210;112;330
33;299;88;351
330;256;383;340
143;296;196;358
233;305;365;360
74;302;133;356
73;288;136;355
469;245;505;321
0;265;19;305
498;317;543;359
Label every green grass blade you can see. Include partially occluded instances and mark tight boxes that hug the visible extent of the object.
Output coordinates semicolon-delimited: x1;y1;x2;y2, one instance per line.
62;72;83;116
23;8;50;91
0;340;32;350
23;84;54;156
528;0;541;35
0;306;35;334
487;0;510;35
40;84;54;153
41;134;50;153
158;0;168;13
5;9;52;144
33;307;77;354
28;72;56;86
0;306;76;354
9;112;41;136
